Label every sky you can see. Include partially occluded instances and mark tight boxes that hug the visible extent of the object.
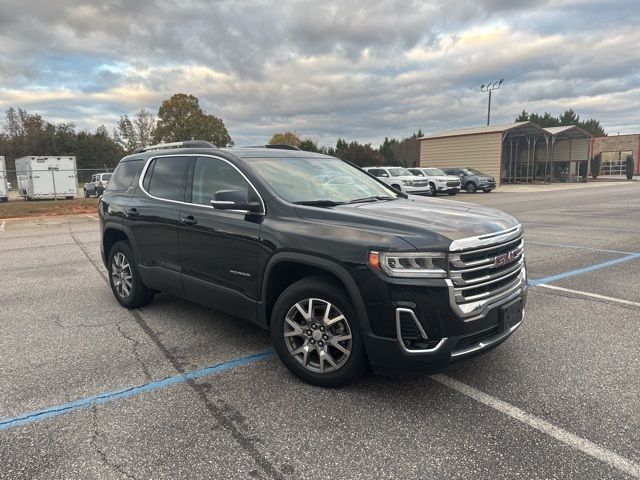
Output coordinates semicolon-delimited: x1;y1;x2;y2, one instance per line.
1;0;640;146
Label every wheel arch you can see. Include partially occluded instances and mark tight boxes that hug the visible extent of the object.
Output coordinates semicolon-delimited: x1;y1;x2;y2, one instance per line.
102;226;130;267
261;253;370;334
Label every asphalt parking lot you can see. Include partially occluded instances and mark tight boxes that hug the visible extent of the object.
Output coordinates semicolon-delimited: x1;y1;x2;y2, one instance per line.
1;182;639;479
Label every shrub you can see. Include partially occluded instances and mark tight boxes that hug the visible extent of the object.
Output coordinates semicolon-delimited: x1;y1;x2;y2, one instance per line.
626;155;635;180
591;153;602;179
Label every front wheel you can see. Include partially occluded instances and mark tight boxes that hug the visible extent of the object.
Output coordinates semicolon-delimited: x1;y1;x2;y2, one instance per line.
108;241;154;308
270;276;368;387
465;182;477;193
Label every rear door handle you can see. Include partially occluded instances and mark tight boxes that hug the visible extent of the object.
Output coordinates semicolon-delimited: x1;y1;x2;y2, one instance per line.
125;208;139;217
179;216;197;226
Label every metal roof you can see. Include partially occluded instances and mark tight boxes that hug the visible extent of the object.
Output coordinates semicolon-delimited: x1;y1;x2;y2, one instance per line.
422;121;545;139
544;125;592;138
422;122;591;140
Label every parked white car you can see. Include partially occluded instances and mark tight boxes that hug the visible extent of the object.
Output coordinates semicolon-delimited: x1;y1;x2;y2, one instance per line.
408;167;461;196
363;166;430;195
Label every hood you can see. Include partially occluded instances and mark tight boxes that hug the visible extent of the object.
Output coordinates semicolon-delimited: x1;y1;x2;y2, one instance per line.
294;196;518;251
430;175;460;182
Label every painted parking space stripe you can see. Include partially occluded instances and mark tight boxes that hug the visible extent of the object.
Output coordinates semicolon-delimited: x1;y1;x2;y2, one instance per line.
526;241;636;256
84;214;99;221
0;350;275;432
0;221;5;231
432;374;640;479
536;284;640;308
529;253;640;286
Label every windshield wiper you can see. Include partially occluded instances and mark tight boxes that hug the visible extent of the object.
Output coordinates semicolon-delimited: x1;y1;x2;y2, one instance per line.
293;200;344;207
344;196;398;204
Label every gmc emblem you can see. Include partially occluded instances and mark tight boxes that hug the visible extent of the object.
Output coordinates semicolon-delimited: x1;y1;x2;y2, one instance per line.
495;250;518;268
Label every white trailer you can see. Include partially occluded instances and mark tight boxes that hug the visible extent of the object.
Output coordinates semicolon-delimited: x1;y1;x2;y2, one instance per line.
15;156;78;200
0;156;8;202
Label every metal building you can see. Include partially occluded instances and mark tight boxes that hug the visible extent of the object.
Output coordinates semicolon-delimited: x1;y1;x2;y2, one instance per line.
419;121;592;184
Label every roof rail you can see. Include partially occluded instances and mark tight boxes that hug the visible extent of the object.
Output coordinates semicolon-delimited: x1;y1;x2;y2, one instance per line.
243;144;301;151
134;140;216;153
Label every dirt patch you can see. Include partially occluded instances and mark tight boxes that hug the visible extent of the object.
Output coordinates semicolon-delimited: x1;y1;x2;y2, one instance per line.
0;198;99;219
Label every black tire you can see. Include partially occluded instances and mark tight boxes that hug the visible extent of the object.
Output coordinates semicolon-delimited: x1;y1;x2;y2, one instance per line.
108;240;154;308
391;184;401;191
465;182;477;193
270;276;368;387
84;189;90;198
429;183;437;195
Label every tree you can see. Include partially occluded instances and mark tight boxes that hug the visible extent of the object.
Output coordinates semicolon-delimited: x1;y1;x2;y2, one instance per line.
113;108;157;153
153;93;232;146
333;138;384;167
113;115;137;152
514;109;606;136
379;137;397;164
591;152;602;179
268;131;301;147
390;136;420;167
626;155;635;180
299;139;319;152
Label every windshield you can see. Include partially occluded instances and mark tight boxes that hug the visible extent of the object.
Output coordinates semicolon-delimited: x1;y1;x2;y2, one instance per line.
424;168;445;176
464;168;485;176
249;157;397;204
102;174;112;181
387;167;412;177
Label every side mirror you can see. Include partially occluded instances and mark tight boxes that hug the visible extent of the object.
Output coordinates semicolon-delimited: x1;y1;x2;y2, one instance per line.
211;190;263;213
211;200;263;213
380;173;389;178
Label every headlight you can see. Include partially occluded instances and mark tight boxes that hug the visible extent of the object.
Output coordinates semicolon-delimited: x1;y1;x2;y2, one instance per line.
402;180;413;186
368;251;447;278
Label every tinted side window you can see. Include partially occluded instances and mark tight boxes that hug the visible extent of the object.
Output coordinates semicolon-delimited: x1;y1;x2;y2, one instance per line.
191;157;252;206
144;156;190;202
107;160;143;191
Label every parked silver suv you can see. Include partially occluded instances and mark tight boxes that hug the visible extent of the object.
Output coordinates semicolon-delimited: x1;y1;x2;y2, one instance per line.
84;173;111;197
408;167;460;196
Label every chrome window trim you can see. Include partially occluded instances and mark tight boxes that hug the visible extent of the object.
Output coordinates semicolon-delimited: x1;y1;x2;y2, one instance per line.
395;308;447;354
138;153;266;215
449;224;523;252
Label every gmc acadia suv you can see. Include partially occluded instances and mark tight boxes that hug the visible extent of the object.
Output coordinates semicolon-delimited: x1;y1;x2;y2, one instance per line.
99;141;527;387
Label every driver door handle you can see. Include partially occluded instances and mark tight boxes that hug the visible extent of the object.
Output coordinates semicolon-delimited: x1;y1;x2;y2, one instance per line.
125;208;139;217
179;216;198;226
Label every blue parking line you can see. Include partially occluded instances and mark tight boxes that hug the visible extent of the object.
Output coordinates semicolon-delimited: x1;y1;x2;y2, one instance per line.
526;241;636;256
529;253;640;286
0;349;275;432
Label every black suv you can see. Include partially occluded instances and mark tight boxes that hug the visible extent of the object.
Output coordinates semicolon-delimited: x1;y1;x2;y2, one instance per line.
99;141;527;387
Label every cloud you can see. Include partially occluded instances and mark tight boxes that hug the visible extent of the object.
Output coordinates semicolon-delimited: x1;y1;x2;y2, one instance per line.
1;0;640;145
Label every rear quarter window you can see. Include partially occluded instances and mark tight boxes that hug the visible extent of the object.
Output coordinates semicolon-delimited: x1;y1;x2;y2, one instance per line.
107;159;144;191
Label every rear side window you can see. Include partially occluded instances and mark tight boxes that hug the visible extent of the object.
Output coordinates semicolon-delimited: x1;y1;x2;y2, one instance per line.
107;160;143;191
143;156;190;202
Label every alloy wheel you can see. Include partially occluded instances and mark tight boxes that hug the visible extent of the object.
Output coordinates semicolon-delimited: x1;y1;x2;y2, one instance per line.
283;298;353;374
111;252;133;298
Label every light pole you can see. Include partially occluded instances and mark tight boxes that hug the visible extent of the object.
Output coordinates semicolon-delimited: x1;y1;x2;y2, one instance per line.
480;79;503;126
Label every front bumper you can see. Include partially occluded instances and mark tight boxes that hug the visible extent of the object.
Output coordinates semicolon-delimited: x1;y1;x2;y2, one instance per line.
479;182;496;190
404;185;431;195
363;295;526;375
356;265;527;375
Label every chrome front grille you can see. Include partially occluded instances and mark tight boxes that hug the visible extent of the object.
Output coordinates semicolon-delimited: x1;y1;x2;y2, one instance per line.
413;180;428;187
446;181;460;187
447;225;527;319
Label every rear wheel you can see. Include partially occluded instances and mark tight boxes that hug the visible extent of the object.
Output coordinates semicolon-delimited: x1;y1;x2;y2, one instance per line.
84;188;89;198
108;241;154;308
465;182;477;193
270;276;368;387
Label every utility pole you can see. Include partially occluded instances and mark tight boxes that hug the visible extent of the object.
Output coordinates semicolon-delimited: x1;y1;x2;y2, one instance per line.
480;79;504;126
